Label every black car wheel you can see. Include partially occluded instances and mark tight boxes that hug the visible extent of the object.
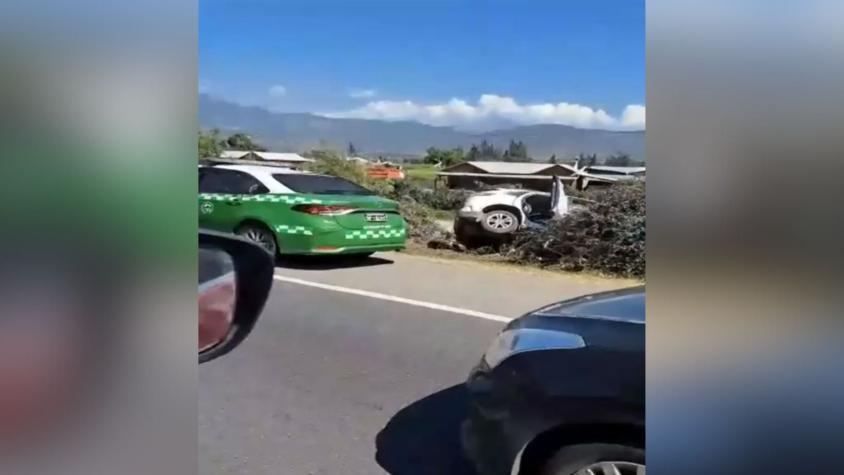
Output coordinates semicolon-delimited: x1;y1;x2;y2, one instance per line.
541;444;645;475
236;223;278;257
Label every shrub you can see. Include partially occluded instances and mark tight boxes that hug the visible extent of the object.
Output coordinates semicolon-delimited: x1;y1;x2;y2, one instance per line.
503;182;645;278
395;197;448;241
306;150;369;183
390;181;471;210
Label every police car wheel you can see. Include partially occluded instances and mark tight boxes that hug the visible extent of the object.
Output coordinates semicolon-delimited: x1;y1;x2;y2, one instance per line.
236;224;278;256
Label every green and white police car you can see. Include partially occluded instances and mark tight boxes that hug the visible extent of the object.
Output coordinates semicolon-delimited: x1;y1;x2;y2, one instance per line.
199;164;407;257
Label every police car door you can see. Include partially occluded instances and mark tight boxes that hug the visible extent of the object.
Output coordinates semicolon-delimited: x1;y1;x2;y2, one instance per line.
199;169;245;232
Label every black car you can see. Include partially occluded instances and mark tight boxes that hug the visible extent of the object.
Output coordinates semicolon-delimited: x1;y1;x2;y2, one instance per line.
462;287;645;475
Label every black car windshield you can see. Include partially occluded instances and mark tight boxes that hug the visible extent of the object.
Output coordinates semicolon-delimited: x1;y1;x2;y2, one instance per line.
272;174;374;195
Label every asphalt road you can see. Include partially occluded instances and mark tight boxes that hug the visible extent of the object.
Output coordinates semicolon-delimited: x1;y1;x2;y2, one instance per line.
199;252;631;475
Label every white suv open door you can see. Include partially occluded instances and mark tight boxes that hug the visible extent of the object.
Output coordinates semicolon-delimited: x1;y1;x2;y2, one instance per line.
550;175;569;217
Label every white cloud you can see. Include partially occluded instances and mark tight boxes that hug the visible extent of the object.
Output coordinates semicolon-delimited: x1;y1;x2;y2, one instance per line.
620;104;646;128
325;94;645;130
349;88;378;99
268;84;287;97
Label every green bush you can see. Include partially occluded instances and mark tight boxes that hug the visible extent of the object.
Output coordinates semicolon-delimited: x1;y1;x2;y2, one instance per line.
306;150;369;182
503;182;645;278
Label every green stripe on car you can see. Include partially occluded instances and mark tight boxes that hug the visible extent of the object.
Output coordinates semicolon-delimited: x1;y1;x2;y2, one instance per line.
345;229;406;239
199;193;324;204
275;225;313;235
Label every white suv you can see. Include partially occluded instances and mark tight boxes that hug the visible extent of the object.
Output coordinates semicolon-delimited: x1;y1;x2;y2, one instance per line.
453;178;570;246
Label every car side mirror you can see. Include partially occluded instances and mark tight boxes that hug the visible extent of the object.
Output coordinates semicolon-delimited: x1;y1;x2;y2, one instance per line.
199;230;273;364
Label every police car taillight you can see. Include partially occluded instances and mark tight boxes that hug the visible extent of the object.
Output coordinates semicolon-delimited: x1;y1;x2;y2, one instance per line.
292;204;356;215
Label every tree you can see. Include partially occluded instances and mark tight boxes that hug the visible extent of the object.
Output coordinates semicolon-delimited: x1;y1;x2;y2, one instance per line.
198;128;222;159
447;147;465;167
548;154;557;164
604;153;632;167
423;147;443;165
423;147;464;167
507;139;528;160
221;133;267;152
467;144;480;161
507;139;517;157
347;142;358;157
574;153;598;168
478;140;501;160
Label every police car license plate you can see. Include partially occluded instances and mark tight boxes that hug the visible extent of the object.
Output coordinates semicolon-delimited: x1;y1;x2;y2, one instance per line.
365;213;387;222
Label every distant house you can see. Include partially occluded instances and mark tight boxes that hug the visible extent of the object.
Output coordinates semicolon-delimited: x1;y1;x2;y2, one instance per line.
437;161;582;191
584;165;646;178
218;150;314;167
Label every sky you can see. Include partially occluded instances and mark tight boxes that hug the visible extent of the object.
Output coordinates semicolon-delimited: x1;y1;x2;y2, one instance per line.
199;0;645;131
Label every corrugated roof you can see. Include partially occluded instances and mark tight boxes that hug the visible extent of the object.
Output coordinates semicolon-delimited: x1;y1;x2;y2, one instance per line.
456;161;575;175
219;150;314;162
577;172;620;182
220;150;250;159
255;152;313;162
586;165;646;175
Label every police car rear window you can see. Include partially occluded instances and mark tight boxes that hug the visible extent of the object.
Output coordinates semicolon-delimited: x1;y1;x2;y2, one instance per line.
272;174;373;195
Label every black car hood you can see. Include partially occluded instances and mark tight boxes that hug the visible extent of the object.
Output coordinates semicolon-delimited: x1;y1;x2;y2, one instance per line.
524;286;645;324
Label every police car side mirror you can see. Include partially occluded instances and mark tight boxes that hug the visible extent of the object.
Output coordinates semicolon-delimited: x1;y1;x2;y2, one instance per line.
199;230;273;364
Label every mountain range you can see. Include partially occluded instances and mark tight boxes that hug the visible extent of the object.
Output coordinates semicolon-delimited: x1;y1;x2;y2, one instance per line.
199;94;644;161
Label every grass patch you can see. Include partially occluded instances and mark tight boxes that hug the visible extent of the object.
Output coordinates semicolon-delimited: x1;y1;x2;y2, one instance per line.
404;164;439;184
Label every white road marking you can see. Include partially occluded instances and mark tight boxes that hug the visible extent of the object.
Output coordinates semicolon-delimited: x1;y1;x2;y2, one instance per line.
273;274;512;323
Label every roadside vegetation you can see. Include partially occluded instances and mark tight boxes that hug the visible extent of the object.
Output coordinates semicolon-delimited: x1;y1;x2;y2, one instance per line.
502;183;645;278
